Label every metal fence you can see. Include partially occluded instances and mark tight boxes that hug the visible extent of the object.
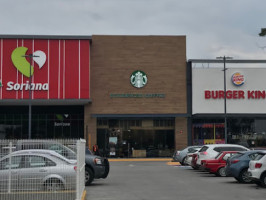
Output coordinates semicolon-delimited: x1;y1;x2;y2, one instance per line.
0;139;85;200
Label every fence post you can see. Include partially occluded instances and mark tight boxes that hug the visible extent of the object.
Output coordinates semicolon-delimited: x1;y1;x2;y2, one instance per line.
7;141;13;193
76;139;86;200
76;139;80;200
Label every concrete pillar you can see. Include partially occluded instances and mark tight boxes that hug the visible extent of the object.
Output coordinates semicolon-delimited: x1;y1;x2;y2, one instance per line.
175;117;188;150
84;105;97;150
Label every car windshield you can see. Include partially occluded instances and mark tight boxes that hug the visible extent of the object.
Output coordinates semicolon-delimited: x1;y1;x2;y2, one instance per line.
215;152;223;159
86;148;92;155
48;144;76;160
190;147;201;153
231;152;244;159
254;153;266;161
199;146;208;152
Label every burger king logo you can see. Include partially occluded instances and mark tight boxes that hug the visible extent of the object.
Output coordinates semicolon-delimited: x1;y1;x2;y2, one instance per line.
232;72;245;86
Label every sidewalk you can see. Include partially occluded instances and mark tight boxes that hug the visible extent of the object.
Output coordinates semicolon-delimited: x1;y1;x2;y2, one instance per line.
108;157;181;166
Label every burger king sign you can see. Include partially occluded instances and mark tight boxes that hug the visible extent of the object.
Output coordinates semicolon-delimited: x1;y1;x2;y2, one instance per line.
231;72;245;86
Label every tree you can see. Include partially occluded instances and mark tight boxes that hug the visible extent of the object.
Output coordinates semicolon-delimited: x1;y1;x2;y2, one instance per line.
259;28;266;36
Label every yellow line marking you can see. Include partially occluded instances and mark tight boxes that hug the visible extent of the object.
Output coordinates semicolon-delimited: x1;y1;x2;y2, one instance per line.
167;162;181;166
109;158;172;162
81;190;87;200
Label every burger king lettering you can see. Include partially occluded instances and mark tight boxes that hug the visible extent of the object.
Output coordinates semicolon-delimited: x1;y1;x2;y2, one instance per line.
205;90;266;99
205;90;245;99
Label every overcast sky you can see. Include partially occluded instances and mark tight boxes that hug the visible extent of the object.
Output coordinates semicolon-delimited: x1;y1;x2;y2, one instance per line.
0;0;266;60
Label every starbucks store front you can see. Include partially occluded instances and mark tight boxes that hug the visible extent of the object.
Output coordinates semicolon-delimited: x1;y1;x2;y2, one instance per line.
85;35;188;158
96;118;175;157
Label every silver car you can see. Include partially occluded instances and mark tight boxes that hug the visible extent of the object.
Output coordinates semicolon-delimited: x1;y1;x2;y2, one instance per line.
173;146;202;165
0;150;76;192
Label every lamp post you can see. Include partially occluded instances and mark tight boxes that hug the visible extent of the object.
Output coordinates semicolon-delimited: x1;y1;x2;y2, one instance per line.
217;56;233;144
22;54;39;139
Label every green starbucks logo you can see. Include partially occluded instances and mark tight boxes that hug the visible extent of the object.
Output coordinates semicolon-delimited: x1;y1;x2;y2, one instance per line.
130;70;147;88
0;81;2;87
11;47;46;78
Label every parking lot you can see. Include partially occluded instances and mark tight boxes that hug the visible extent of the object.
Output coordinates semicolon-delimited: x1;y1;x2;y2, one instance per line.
86;161;266;200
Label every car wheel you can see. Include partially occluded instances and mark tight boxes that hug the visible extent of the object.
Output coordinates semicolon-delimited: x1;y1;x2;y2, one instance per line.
44;178;64;191
234;177;240;182
238;169;252;183
216;167;226;177
85;167;94;186
254;180;262;187
260;173;266;187
192;165;199;170
181;157;186;165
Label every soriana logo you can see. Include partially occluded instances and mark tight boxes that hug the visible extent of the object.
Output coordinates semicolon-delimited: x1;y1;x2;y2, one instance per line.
11;47;46;78
231;72;245;86
8;47;48;91
0;39;90;100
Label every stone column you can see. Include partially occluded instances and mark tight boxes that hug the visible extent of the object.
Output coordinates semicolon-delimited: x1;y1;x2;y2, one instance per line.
175;117;188;150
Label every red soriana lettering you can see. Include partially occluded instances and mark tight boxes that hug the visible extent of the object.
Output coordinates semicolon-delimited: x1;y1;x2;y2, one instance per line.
205;90;245;99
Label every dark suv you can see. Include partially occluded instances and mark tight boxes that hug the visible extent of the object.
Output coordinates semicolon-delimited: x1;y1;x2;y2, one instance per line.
15;140;109;185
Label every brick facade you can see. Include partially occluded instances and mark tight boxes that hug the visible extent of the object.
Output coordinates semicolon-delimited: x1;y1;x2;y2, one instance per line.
85;35;188;151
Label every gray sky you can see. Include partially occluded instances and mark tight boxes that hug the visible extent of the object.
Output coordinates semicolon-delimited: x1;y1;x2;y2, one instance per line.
0;0;266;59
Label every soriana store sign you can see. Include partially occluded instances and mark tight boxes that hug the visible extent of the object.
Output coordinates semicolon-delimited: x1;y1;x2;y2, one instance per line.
0;39;90;100
192;68;266;114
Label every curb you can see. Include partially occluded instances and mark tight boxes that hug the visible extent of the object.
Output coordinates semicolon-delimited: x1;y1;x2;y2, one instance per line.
108;158;172;162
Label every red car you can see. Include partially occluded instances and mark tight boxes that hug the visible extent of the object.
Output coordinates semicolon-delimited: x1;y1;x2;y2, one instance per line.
201;151;239;176
191;153;199;170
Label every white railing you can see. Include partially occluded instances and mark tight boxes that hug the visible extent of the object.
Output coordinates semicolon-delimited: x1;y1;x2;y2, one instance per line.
0;139;86;200
76;139;86;200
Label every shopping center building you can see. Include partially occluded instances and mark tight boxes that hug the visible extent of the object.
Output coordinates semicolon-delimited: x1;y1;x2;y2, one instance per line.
0;35;188;157
0;35;265;157
189;59;266;148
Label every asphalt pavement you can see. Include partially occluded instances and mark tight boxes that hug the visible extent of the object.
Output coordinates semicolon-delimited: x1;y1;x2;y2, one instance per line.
86;160;266;200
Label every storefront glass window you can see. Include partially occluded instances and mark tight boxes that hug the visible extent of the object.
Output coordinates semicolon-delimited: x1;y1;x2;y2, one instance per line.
193;118;266;147
97;118;175;158
0;106;84;139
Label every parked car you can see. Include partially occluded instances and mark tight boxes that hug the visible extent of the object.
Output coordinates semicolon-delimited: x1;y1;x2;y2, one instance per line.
190;153;199;169
0;150;76;192
11;140;109;186
225;150;262;183
173;146;202;165
248;151;266;187
184;149;200;166
196;144;249;168
201;151;238;176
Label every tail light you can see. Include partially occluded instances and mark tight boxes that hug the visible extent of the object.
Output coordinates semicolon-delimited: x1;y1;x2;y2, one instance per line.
231;160;239;164
74;166;77;171
200;152;208;155
255;163;262;168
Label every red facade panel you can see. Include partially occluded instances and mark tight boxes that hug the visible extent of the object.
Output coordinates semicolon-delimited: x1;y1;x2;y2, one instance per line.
0;38;90;100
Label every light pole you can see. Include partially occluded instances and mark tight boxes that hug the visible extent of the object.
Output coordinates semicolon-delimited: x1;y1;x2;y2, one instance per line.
217;56;233;144
22;54;39;139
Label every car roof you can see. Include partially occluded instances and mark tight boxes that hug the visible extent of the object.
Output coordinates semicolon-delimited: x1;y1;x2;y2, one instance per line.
2;149;76;164
201;144;249;148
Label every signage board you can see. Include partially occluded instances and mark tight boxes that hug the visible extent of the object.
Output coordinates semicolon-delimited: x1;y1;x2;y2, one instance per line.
192;68;266;114
0;39;90;100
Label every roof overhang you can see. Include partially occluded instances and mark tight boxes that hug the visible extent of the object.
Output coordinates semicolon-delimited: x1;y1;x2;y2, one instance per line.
0;99;91;106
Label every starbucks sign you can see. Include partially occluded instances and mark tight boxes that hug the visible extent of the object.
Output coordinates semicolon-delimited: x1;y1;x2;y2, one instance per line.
130;70;147;88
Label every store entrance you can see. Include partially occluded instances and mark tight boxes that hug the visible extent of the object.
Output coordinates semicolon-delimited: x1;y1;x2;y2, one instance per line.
96;118;175;158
